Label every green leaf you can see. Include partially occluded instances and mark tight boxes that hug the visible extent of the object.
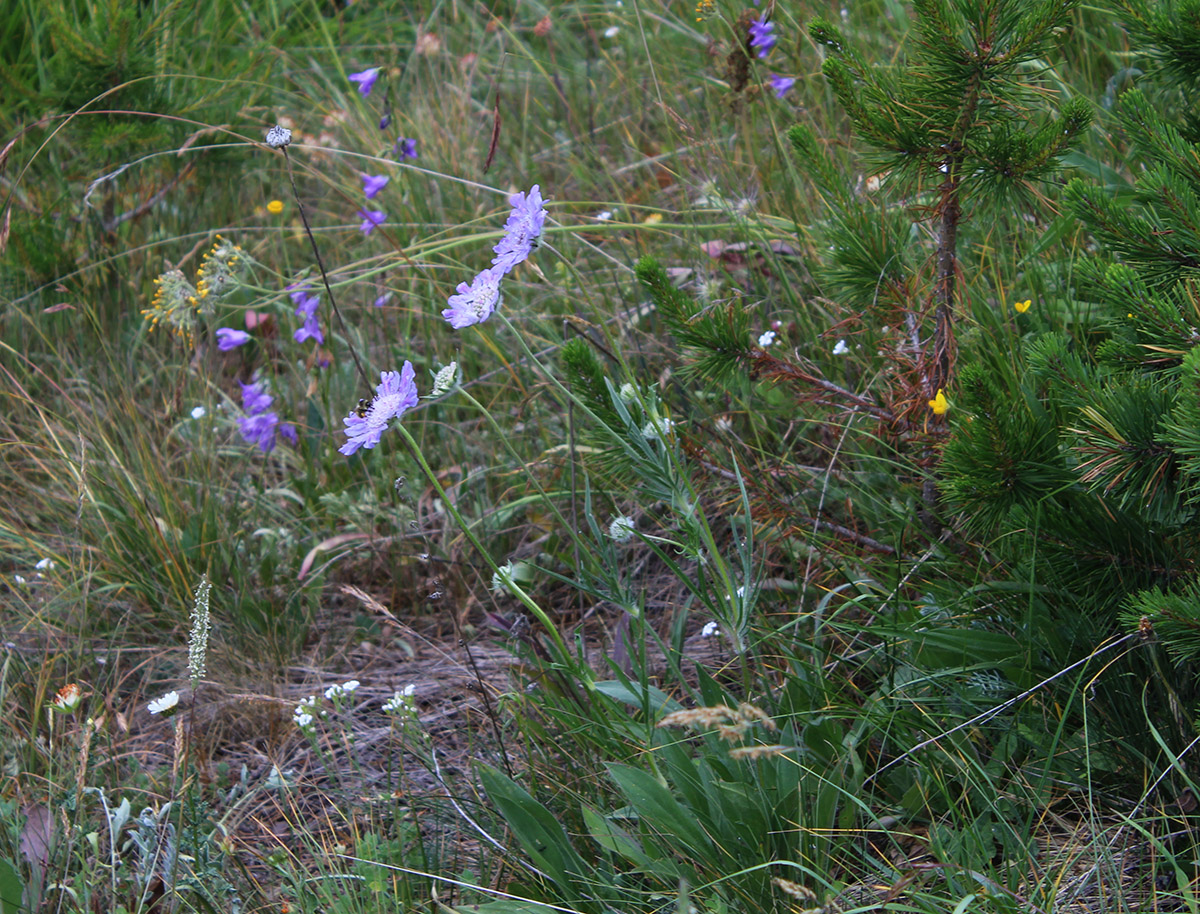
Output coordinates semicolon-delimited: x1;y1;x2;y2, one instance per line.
476;764;596;906
0;857;23;914
604;763;717;867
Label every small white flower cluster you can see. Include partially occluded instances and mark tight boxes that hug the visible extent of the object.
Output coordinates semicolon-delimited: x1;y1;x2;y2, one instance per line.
382;684;417;716
701;621;721;638
324;679;360;703
293;695;323;731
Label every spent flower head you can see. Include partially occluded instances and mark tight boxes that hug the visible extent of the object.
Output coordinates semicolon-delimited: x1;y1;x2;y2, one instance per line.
265;125;292;148
50;683;84;715
340;363;419;456
608;515;636;543
428;362;461;398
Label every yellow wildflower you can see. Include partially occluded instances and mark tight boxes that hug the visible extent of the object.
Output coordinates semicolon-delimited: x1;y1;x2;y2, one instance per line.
1014;298;1031;313
695;0;716;20
928;389;948;416
267;199;284;214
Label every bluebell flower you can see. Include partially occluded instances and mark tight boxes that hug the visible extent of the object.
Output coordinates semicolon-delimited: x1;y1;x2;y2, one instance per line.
395;137;418;160
359;209;387;235
348;67;381;97
293;292;320;319
491;184;547;274
361;173;390;199
749;19;776;58
216;328;251;351
768;73;796;98
442;266;504;329
238;378;295;452
340;363;419;456
293;312;324;345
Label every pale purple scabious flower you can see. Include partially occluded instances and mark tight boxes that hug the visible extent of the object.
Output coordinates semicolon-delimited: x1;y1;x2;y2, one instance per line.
768;73;796;98
361;173;389;199
395;137;418;160
216;328;251;351
749;19;775;58
359;209;387;235
492;185;547;274
442;266;504;329
294;313;324;345
238;377;295;453
348;67;381;97
339;363;419;456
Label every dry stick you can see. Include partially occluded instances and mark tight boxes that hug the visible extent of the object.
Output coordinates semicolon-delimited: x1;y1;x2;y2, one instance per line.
864;630;1143;788
277;146;372;392
459;637;515;780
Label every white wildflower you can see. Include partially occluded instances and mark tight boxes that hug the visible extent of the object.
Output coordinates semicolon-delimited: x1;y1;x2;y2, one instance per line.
265;125;292;149
701;621;720;638
190;406;206;420
757;330;776;347
832;339;849;356
595;210;613;221
492;561;516;595
617;382;638;403
147;691;180;717
35;558;55;571
603;26;619;37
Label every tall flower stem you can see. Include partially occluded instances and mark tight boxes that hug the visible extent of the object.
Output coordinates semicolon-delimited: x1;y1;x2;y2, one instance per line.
392;424;573;663
277;146;372;391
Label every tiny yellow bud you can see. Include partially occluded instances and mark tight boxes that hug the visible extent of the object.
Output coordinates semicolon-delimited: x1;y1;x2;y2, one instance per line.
267;199;284;214
1014;298;1031;314
928;389;948;416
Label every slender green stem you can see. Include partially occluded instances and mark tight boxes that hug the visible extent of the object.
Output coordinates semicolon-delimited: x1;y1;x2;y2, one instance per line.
393;423;572;661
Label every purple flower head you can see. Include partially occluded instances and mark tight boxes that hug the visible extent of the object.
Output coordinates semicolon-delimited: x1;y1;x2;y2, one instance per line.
348;67;381;97
442;266;504;329
491;184;547;274
239;411;282;452
237;376;293;452
293;312;324;345
279;422;298;446
216;328;252;351
749;19;776;58
359;209;387;235
374;292;392;308
768;73;796;98
240;377;273;416
339;363;419;456
395;137;418;160
361;173;390;199
379;113;392;131
287;280;313;305
293;292;321;319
